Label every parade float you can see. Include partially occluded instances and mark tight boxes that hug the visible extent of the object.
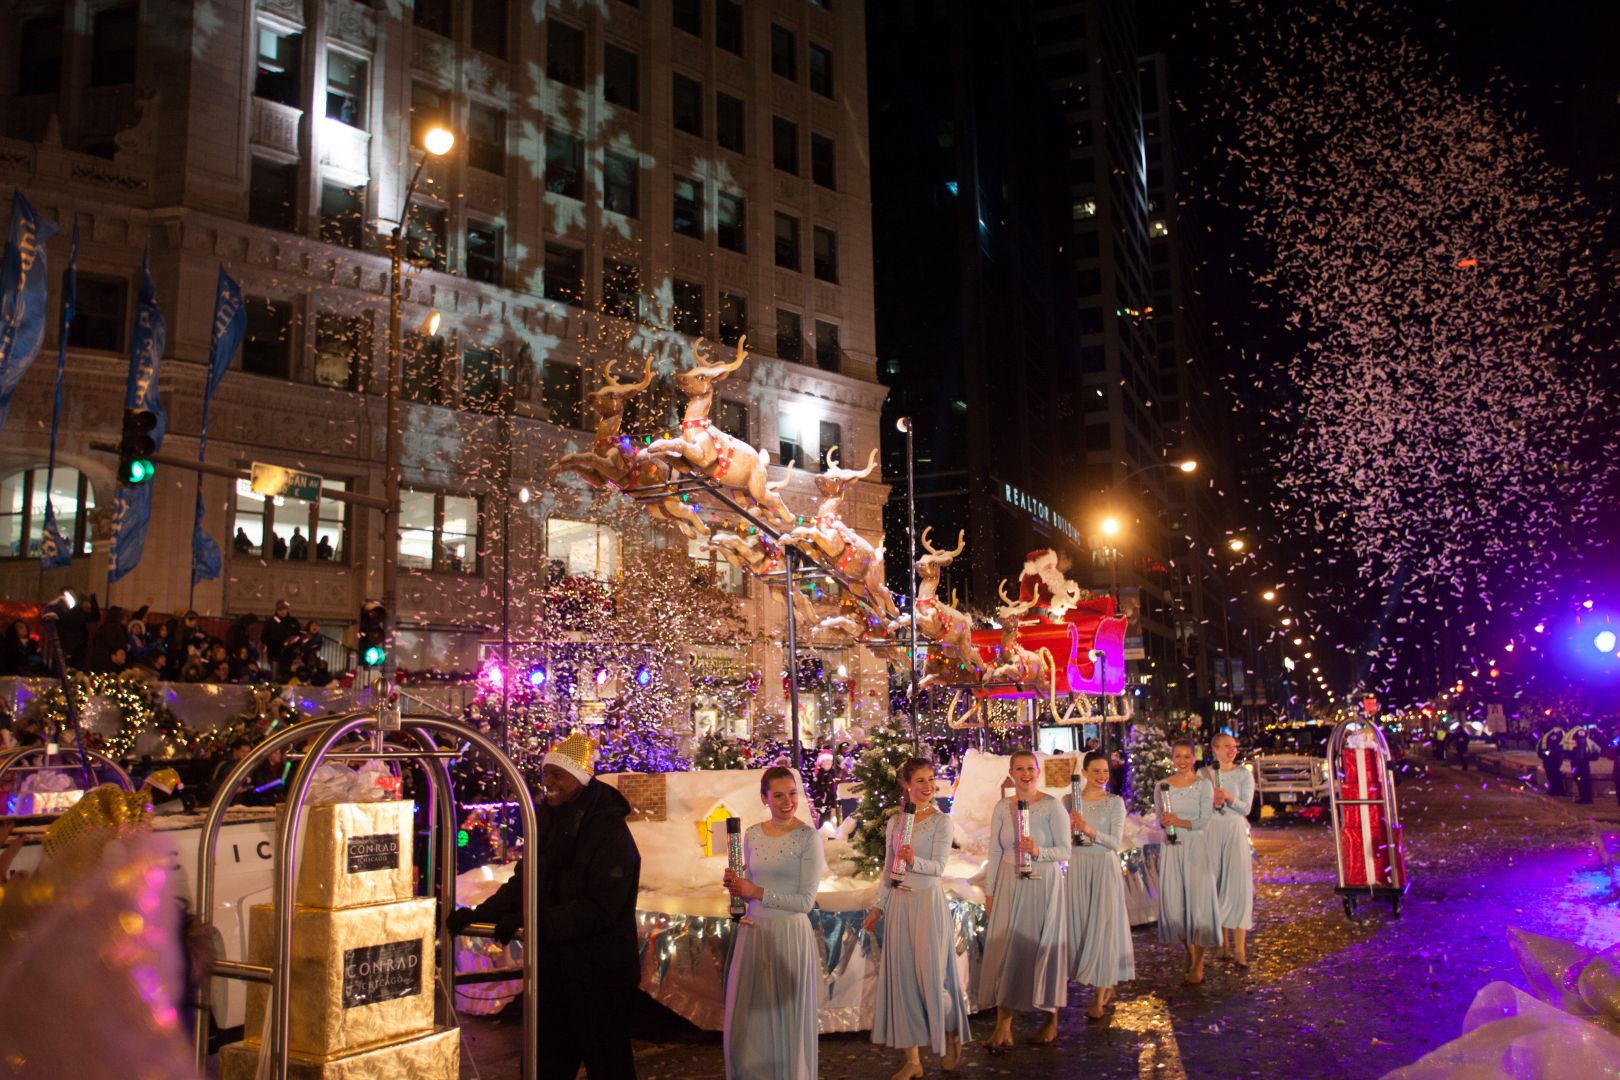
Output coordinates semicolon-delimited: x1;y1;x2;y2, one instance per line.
451;336;1160;1032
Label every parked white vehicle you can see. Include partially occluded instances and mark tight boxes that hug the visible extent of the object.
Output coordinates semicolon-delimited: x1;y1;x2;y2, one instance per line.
1248;724;1334;817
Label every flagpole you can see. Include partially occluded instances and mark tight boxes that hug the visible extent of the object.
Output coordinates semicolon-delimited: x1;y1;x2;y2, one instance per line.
40;219;78;599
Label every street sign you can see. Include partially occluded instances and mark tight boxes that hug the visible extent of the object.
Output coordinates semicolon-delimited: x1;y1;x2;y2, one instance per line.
250;462;323;501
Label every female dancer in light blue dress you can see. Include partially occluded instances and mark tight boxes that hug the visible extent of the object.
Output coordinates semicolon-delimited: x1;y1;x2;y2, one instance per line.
1208;732;1255;966
1063;751;1135;1021
1157;739;1221;984
864;757;971;1078
981;749;1071;1049
724;766;825;1080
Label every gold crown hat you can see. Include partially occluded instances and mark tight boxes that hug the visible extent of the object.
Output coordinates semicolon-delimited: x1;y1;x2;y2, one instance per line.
543;732;599;785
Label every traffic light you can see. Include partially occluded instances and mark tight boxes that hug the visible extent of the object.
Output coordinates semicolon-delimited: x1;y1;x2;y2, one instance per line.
359;602;387;668
118;409;158;485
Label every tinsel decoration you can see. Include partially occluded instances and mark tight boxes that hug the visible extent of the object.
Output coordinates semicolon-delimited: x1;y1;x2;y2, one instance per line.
849;722;915;874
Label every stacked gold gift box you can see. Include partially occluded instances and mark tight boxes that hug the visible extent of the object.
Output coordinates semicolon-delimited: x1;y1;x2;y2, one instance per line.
220;801;461;1080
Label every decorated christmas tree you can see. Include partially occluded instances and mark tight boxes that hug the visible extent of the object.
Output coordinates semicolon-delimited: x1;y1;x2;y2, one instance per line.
692;729;749;770
1124;720;1174;815
850;722;916;875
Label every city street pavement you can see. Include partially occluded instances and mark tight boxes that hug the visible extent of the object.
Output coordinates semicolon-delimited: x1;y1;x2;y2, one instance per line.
457;760;1620;1079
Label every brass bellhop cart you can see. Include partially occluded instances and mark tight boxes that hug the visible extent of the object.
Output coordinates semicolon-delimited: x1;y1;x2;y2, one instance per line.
192;700;540;1080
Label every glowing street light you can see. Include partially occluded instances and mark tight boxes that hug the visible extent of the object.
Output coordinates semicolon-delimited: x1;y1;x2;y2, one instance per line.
1595;630;1617;653
422;125;456;156
1227;538;1246;553
1177;459;1199;473
1100;516;1121;537
1262;590;1277;602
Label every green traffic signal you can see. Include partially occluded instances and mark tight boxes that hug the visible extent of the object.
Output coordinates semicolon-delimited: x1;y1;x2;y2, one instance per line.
363;643;387;666
122;458;155;484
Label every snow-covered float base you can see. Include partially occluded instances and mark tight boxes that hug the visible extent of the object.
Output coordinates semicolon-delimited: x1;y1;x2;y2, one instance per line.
452;750;1159;1031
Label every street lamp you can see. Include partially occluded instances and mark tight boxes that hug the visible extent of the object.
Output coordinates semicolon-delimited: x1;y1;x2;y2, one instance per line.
897;415;920;749
381;125;455;690
1262;589;1276;602
1227;538;1246;553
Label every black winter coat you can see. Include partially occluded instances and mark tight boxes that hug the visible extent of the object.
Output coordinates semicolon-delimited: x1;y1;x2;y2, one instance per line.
459;779;642;988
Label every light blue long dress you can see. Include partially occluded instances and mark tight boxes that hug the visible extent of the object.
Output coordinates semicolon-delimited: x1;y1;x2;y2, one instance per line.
1060;791;1136;986
724;823;824;1080
1207;766;1255;931
978;795;1071;1011
872;810;972;1052
1156;779;1222;948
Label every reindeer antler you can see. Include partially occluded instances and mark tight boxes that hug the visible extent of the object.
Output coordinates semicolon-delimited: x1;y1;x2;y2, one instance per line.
824;444;841;474
690;336;747;379
922;528;966;560
599;354;655;395
853;447;879;481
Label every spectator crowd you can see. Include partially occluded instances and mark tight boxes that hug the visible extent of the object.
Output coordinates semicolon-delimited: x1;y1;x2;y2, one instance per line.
0;595;340;686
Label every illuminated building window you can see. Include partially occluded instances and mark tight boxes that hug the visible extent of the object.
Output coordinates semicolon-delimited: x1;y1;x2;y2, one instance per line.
545;131;584;199
547;518;620;581
1072;197;1097;220
817;421;842;471
603;44;640;111
233;476;348;564
673;73;703;136
324;51;367;128
1149;219;1169;238
716;398;749;440
774;212;800;271
717;93;746;152
690;536;747;595
462;346;507;414
673;176;703;238
255;24;302;107
717;192;746;253
401;491;481;574
771;24;797;81
0;467;95;560
777;411;806;470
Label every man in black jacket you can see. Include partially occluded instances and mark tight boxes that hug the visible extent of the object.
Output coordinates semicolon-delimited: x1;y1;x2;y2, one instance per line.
261;600;298;679
449;733;641;1079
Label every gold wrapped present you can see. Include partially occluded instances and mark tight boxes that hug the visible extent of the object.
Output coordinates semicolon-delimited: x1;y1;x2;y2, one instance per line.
295;801;415;910
244;899;437;1057
220;1026;460;1080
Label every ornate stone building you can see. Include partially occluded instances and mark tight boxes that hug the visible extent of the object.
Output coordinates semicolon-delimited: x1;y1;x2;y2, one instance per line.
0;0;890;740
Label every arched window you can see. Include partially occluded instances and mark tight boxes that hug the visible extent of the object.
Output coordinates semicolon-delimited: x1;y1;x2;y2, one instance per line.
0;466;96;560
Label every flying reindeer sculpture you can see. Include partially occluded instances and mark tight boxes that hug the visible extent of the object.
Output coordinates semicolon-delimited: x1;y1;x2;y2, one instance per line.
550;356;707;539
709;529;817;629
779;446;900;622
894;527;985;691
641;338;798;526
981;579;1060;718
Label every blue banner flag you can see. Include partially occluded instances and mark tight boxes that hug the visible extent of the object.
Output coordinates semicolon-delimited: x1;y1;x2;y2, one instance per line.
0;190;58;430
108;247;167;583
190;266;244;586
40;221;78;571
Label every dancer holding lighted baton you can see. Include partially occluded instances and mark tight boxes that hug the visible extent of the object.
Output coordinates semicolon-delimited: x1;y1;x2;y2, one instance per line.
723;766;825;1079
1157;739;1222;985
1063;751;1135;1021
864;757;971;1077
980;749;1071;1050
